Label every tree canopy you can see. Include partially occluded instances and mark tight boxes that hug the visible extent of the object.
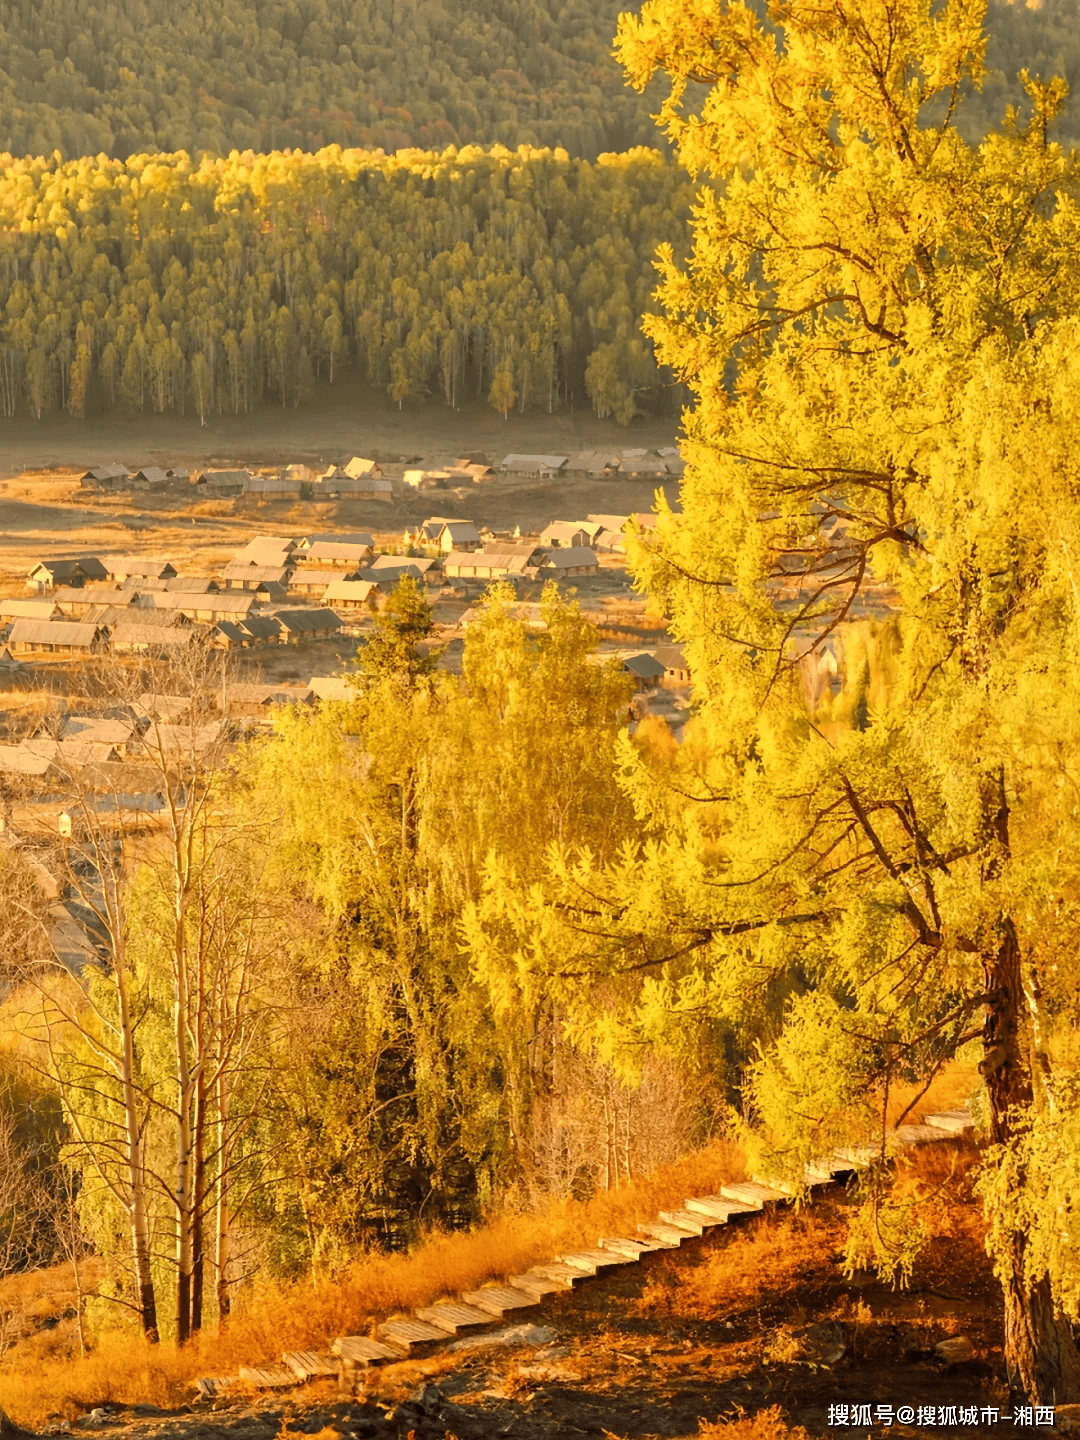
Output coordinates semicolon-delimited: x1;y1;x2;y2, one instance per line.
463;0;1080;1406
0;143;693;423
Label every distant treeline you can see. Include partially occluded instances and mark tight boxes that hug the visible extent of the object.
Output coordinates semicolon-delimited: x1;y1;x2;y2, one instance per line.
0;0;665;162
0;145;695;425
0;0;1076;166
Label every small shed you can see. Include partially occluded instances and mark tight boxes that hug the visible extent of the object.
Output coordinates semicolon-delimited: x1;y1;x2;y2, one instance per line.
539;546;599;578
539;522;592;550
197;469;249;494
27;558;108;592
323;578;378;610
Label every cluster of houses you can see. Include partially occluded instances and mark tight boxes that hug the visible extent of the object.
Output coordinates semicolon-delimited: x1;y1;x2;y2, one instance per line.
5;508;663;659
75;447;684;502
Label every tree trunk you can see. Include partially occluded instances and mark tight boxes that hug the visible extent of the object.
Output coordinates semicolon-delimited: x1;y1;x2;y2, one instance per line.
118;973;159;1343
982;773;1080;1402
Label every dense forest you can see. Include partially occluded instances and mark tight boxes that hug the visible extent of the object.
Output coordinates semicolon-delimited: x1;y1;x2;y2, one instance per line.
0;0;666;162
0;0;1076;163
0;145;694;425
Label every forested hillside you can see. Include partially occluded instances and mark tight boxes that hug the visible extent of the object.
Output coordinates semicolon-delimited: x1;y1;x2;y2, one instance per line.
0;0;1076;164
0;145;693;425
0;0;665;162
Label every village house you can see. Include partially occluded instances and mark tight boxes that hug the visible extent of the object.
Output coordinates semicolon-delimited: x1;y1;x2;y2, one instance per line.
616;652;667;690
52;587;132;618
342;457;383;480
163;576;218;593
0;744;56;779
538;546;600;578
323;577;378;610
443;543;544;580
1;598;64;622
58;715;139;756
101;556;178;584
367;555;442;584
196;469;249;495
109;622;205;656
272;608;343;644
150;591;255;623
428;520;482;553
221;562;294;591
498;453;569;479
27;558;109;593
298;532;375;553
287;567;341;597
539;521;593;550
23;736;124;767
78;464;129;491
245;475;302;498
653;644;691;685
128;466;169;489
239;614;284;645
81;605;192;632
303;540;375;569
8;619;108;656
223;682;312;719
308;675;354;702
211;621;249;650
562;451;620;478
233;535;300;567
618;450;667;480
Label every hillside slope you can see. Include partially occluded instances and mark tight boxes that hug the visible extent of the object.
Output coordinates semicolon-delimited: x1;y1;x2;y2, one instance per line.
0;0;1078;164
0;0;664;162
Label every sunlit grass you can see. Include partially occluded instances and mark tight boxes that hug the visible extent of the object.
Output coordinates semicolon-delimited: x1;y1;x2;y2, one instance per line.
0;1138;743;1425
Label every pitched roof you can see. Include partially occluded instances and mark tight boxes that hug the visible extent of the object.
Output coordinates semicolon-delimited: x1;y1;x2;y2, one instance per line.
8;619;103;648
272;608;343;634
540;546;599;569
437;520;481;544
164;576;218;593
130;466;168;484
30;557;108;582
101;556;177;578
198;469;249;486
620;652;666;679
80;464;128;480
308;675;355;701
110;623;203;648
221;563;292;583
238;614;283;641
152;592;254;616
342;457;380;478
0;743;55;776
539;521;592;545
304;541;375;564
58;715;137;744
300;533;375;549
0;598;62;619
53;586;130;607
323;578;378;603
498;454;568;471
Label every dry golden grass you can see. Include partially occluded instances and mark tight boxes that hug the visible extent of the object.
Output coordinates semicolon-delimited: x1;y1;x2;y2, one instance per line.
636;1208;843;1324
0;1139;743;1425
884;1059;980;1129
697;1405;811;1440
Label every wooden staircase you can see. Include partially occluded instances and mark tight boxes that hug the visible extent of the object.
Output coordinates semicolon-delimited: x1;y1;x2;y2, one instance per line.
196;1106;974;1400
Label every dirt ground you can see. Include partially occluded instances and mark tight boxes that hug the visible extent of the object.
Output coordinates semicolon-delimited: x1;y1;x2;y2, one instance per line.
0;380;681;481
20;1183;1018;1440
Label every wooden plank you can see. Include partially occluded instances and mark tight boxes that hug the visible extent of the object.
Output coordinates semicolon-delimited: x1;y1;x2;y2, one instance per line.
660;1208;728;1233
195;1377;237;1398
556;1249;633;1274
238;1364;297;1389
599;1236;672;1258
414;1302;494;1334
509;1271;571;1299
378;1318;454;1353
637;1221;698;1245
526;1261;593;1287
893;1123;953;1145
719;1181;789;1208
924;1108;974;1134
461;1286;540;1318
684;1195;757;1221
331;1335;400;1366
831;1144;877;1168
282;1350;337;1381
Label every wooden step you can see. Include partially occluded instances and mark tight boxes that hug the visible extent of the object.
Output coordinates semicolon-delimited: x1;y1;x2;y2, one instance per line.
830;1144;877;1169
526;1261;593;1287
509;1271;569;1299
414;1301;495;1335
924;1108;974;1134
599;1236;672;1258
751;1164;835;1194
684;1195;757;1221
660;1208;727;1233
283;1350;337;1382
331;1335;401;1367
892;1123;953;1146
556;1248;633;1274
719;1181;789;1208
378;1318;454;1353
461;1286;541;1319
637;1220;698;1245
194;1377;237;1399
238;1364;297;1389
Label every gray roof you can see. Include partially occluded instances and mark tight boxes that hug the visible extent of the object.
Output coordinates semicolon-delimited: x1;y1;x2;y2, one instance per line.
152;592;254;615
222;563;293;583
53;586;131;607
101;556;177;578
238;614;283;641
300;533;375;549
540;546;599;570
80;464;129;480
498;454;567;471
304;541;374;564
272;608;343;634
621;652;666;679
0;743;55;775
0;598;62;619
164;576;218;593
110;623;202;648
130;466;168;484
199;469;250;485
